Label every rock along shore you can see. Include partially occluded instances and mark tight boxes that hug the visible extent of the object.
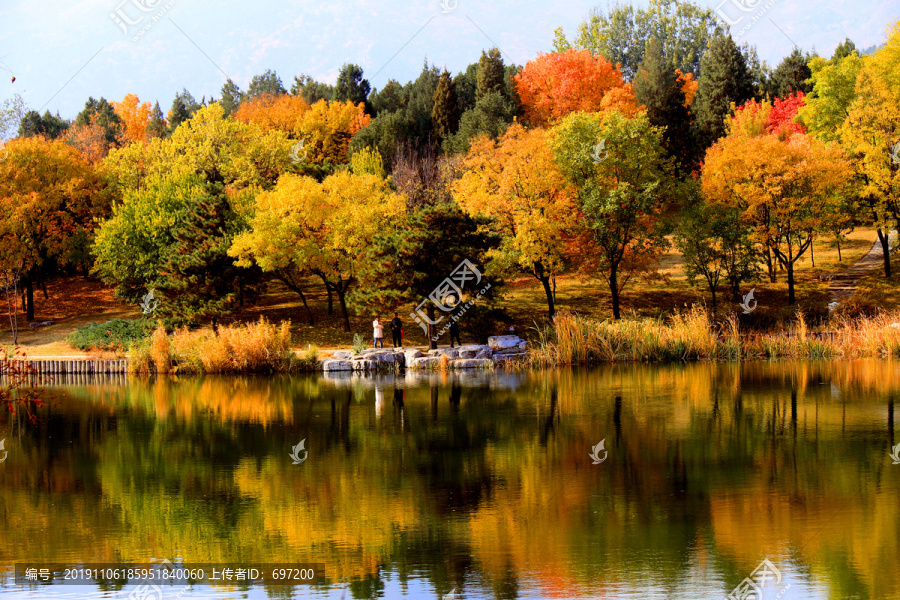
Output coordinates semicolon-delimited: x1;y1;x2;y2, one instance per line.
319;335;527;371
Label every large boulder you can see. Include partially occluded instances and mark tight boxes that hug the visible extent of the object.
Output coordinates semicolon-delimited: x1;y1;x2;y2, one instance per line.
351;359;374;371
404;349;423;363
451;358;494;369
488;335;524;350
412;356;441;369
322;360;354;371
331;350;354;360
428;348;459;358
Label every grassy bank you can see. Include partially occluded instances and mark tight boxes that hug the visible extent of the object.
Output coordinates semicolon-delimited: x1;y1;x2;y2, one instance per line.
130;318;319;374
528;310;900;366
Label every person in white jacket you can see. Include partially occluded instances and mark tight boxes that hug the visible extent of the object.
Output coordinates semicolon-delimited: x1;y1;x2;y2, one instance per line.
372;317;384;348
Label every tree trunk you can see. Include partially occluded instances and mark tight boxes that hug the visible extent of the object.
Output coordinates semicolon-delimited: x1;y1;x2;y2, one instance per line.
878;228;892;278
326;284;333;315
766;246;776;283
282;276;315;325
837;239;842;262
539;274;555;321
810;240;815;268
426;304;438;350
709;283;717;311
25;277;34;321
609;267;621;320
336;284;351;333
787;261;796;305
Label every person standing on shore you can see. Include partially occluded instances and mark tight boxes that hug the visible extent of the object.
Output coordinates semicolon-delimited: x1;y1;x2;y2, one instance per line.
390;312;403;348
449;320;461;348
373;317;384;348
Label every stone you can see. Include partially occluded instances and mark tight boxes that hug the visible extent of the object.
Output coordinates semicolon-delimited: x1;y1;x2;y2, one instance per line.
352;360;374;371
475;348;492;359
412;356;441;369
332;350;353;359
404;349;423;362
451;358;494;369
458;349;478;359
488;335;524;350
322;360;354;371
428;348;459;358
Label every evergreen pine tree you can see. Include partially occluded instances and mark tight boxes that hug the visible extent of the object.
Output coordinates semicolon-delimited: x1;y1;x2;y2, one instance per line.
332;63;371;106
769;48;814;98
693;33;756;147
156;185;262;327
476;48;505;100
634;39;696;172
145;102;167;139
432;70;461;140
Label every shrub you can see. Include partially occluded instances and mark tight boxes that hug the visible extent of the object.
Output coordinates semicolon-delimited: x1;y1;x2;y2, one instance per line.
67;318;155;351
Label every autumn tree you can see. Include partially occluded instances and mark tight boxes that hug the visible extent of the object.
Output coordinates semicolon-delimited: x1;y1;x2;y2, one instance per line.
454;124;575;319
75;97;123;146
112;94;152;144
0;137;110;320
232;93;311;139
552;111;675;319
840;22;900;277
230;171;405;331
514;49;641;127
798;50;862;143
702;132;853;304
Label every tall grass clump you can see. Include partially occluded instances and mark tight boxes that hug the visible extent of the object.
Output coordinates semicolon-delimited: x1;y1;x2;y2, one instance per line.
136;318;297;374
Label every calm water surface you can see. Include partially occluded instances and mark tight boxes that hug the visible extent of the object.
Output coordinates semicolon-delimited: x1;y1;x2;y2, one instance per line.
2;361;899;599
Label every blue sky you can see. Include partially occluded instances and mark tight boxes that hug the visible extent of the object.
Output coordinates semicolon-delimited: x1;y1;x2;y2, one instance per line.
0;0;897;120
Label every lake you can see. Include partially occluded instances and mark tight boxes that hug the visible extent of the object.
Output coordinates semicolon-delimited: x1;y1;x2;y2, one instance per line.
2;361;899;599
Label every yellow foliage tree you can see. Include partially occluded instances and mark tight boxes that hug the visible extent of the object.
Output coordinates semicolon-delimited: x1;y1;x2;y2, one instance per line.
453;124;576;319
230;171;405;331
112;93;152;144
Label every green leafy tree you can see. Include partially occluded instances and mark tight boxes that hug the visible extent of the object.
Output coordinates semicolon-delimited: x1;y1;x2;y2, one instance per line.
674;193;759;308
17;109;69;139
248;69;286;98
552;111;675;319
370;79;406;115
442;92;517;155
352;202;500;349
291;74;334;104
432;70;460;141
832;38;857;61
693;33;756;146
167;88;201;133
453;63;479;114
75;97;122;145
798;51;863;143
558;0;724;79
633;38;697;171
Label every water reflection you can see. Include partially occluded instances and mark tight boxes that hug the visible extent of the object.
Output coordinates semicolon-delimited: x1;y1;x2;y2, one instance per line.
1;361;898;599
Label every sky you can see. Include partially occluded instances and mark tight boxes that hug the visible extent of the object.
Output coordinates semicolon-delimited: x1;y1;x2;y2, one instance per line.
0;0;897;121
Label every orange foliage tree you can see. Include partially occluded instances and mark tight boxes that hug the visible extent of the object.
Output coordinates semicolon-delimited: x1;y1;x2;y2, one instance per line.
513;49;642;126
112;94;152;144
233;95;369;165
63;121;124;163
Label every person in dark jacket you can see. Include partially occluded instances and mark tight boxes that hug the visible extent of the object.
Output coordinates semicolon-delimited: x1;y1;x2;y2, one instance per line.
390;313;403;348
449;319;461;348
